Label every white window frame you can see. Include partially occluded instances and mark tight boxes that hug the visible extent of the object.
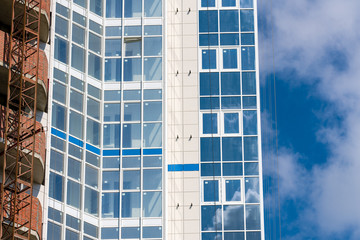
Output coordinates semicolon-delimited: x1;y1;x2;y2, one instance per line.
202;178;221;203
221;111;242;135
200;112;221;136
199;48;219;72
220;48;240;71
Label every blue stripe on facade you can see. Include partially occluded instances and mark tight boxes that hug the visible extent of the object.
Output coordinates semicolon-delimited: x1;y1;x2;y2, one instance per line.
143;148;162;155
168;164;200;172
122;149;141;156
86;144;101;155
51;127;66;140
103;149;121;156
68;135;84;147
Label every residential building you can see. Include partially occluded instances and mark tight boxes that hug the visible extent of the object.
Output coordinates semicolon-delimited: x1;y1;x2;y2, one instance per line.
47;0;263;239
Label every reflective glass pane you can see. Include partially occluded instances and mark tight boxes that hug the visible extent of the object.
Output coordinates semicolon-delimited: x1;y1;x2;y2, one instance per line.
67;180;81;209
222;137;242;161
243;96;257;109
223;49;238;69
200;34;219;46
87;98;100;120
143;169;162;190
90;20;103;34
124;58;142;81
222;0;236;7
103;157;120;168
54;68;67;83
55;16;68;38
223;162;243;176
201;205;222;231
143;101;162;121
221;72;241;95
105;90;121;101
143;123;162;147
69;110;83;139
240;0;253;8
49;172;63;201
104;103;121;121
88;52;102;80
243;110;257;135
241;46;255;70
72;45;85;72
68;143;82;159
122;227;140;239
125;39;141;56
201;137;220;161
106;0;122;18
144;37;162;56
103;124;121;148
201;0;215;7
202;49;216;69
86;151;100;167
88;84;101;99
124;103;141;121
225;232;245;240
68;157;81;180
52;103;66;131
56;3;69;17
143;191;162;217
102;228;119;239
202;233;222;240
221;96;241;109
241;33;255;45
199;11;218;32
245;177;260;203
242;72;256;94
144;25;162;35
102;192;119;218
50;149;63;172
54;36;68;64
201;97;220;110
48;207;63;223
65;229;79;240
48;222;61;240
244;162;258;175
122;157;141;168
220;33;240;45
247;232;261;240
143;227;162;238
200;72;219;96
84;222;98;238
105;39;121;56
124;0;142;18
72;24;85;46
144;57;162;81
90;0;102;16
144;0;162;17
123;170;140;190
246;205;261;230
224;205;244;230
144;89;162;100
105;58;122;82
122;192;140;217
106;26;122;36
89;32;102;54
224;113;239;133
203;113;217;134
124;90;141;100
240;10;254;31
73;12;86;26
201;163;221;176
71;76;84;91
70;90;83;111
220;10;239;32
143;156;162;167
84;187;99;216
204;180;219;202
125;26;141;36
102;171;120;190
226;179;241;201
85;165;98;188
51;136;65;151
244;137;258;160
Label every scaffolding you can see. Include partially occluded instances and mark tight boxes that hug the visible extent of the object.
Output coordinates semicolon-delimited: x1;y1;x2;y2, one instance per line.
0;0;42;239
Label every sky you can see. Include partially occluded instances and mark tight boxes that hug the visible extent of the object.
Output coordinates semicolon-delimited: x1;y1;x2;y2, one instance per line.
257;0;360;239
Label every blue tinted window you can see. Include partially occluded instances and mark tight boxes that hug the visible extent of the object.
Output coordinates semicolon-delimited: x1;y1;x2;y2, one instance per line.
48;207;63;223
240;10;254;31
106;0;122;18
245;162;259;175
203;113;218;134
222;0;236;6
224;232;245;240
143;156;162;167
56;3;69;17
220;10;239;32
88;52;102;80
52;103;66;131
102;171;120;190
89;20;103;35
241;33;255;45
84;222;98;238
201;206;222;230
49;172;63;201
66;214;80;230
124;0;141;18
105;90;121;101
221;97;241;109
124;58;142;81
241;47;255;70
122;192;140;217
245;177;260;203
122;156;140;168
105;58;122;82
73;12;86;25
121;227;140;239
101;228;119;239
65;229;78;240
225;180;241;201
144;25;162;35
50;150;64;173
243;110;257;135
200;72;219;96
103;157;120;168
201;163;221;176
71;45;85;72
68;157;81;180
105;39;121;57
143;227;162;238
144;89;162;100
143;169;162;190
123;170;140;190
124;90;141;100
240;0;253;8
104;103;121;122
84;187;99;216
90;0;102;16
143;123;162;147
144;0;162;17
223;162;243;176
55;16;68;38
144;57;162;81
102;192;119;218
202;49;216;69
106;26;122;36
221;72;240;95
247;231;261;240
89;32;101;54
244;137;258;160
201;137;220;161
143;101;162;121
54;67;67;83
125;26;141;36
199;11;218;32
203;180;219;202
222;137;242;161
242;72;256;94
223;49;238;69
124;103;141;121
220;33;239;45
48;222;61;240
143;191;162;217
224;205;244;230
246;205;261;230
201;0;215;7
200;34;219;46
54;37;68;64
203;233;223;240
144;37;162;56
243;96;257;109
200;97;220;109
224;113;239;133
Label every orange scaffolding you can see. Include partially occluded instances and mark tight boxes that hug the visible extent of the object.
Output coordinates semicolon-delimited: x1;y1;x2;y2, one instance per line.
0;0;42;239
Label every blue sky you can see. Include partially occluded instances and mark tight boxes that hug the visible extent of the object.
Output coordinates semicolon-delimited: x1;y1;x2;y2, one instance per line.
258;0;360;239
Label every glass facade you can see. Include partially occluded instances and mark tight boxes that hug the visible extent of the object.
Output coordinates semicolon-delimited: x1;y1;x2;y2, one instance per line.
49;1;163;239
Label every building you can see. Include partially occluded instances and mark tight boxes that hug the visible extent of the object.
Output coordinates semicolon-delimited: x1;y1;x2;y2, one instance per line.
0;0;50;239
47;0;264;239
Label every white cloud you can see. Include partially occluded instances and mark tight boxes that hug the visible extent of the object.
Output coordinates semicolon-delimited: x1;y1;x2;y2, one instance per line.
259;0;360;239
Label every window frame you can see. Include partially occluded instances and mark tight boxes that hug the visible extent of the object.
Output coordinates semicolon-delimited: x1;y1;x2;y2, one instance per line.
200;111;220;136
202;178;221;203
221;111;242;135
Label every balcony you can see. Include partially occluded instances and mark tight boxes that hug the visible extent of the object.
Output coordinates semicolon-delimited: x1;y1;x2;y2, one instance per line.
0;105;45;184
0;0;50;43
0;30;48;112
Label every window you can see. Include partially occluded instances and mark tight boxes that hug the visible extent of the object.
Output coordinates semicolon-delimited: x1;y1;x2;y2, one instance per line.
84;187;99;216
224;179;242;202
201;163;221;176
55;16;68;38
203;180;219;202
223;205;244;230
103;124;121;148
121;227;140;239
103;157;120;169
240;10;254;31
68;157;81;180
85;165;98;188
123;157;141;168
52;103;66;131
143;169;162;190
242;71;256;94
143;227;162;238
90;20;103;35
144;25;162;35
201;0;215;7
105;39;121;56
90;0;103;16
200;34;218;46
67;180;81;209
245;177;260;203
106;26;122;36
202;49;217;69
200;72;219;96
124;103;141;121
84;222;98;238
220;10;239;32
102;192;120;218
201;205;222;231
102;171;120;190
244;137;258;160
144;57;162;81
49;172;63;202
224;113;240;134
105;58;122;82
87;98;100;120
144;37;162;56
243;96;257;109
143;123;162;147
200;137;221;162
221;72;240;95
73;12;86;26
70;90;83;112
69;110;83;139
143;102;162;121
246;205;261;230
202;113;218;134
199;11;218;33
143;191;162;217
89;33;102;54
105;90;121;101
241;33;255;45
241;47;255;70
48;222;62;240
223;162;243;176
122;192;140;217
125;26;141;36
104;103;121;121
101;228;119;239
144;0;162;17
220;33;239;45
124;58;142;81
243;110;257;135
222;137;242;161
72;24;85;46
144;89;162;100
241;0;253;8
88;52;102;80
71;44;85;72
54;36;68;64
50;150;64;173
222;0;236;7
222;49;238;69
123;170;140;190
124;0;142;18
106;0;122;18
